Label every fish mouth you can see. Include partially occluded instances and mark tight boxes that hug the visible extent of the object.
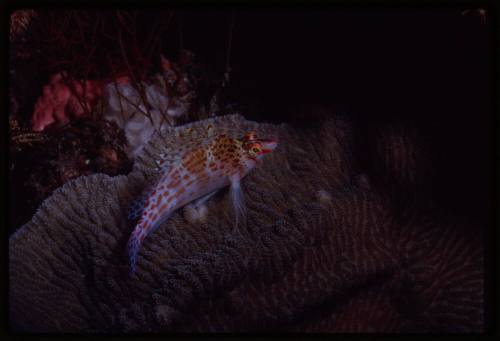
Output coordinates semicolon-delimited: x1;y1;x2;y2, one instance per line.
260;139;278;154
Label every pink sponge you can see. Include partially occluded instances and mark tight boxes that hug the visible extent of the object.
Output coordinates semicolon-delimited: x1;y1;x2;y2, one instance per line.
31;73;105;132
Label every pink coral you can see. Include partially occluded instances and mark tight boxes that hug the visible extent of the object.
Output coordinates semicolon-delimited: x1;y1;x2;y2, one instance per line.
31;73;106;132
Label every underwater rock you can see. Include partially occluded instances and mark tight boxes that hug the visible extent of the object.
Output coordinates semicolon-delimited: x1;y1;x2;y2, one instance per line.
9;114;483;332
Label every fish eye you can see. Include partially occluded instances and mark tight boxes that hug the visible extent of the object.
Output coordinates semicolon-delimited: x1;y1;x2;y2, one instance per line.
252;147;261;153
244;132;257;141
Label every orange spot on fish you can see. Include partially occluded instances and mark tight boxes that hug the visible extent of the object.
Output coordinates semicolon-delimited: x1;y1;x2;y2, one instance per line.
176;188;186;197
168;180;181;188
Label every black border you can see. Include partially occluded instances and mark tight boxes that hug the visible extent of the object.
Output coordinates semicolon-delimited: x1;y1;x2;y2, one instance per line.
2;0;499;338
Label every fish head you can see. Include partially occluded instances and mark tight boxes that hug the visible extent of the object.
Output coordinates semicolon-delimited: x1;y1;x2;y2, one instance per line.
241;131;278;161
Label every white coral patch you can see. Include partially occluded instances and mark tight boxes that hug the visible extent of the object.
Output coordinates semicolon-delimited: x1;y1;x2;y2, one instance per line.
105;83;144;114
145;84;169;112
102;75;188;158
184;204;209;224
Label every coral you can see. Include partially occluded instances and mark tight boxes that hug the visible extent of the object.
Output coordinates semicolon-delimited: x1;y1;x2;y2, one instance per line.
9;114;484;332
9;119;131;234
183;204;210;224
360;122;434;216
31;73;105;132
288;211;483;333
393;212;484;332
103;81;175;157
30;54;196;156
102;55;196;157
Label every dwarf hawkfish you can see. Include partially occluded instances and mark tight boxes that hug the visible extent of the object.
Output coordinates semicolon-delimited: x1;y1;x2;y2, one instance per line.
126;122;278;274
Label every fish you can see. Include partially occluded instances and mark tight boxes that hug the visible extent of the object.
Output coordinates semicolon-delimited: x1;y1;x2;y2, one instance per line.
126;129;278;274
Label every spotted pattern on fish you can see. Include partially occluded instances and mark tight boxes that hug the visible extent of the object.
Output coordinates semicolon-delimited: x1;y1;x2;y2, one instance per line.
127;128;278;274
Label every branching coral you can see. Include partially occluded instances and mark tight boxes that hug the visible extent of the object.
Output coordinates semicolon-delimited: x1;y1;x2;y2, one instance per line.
31;55;196;157
9;114;484;333
102;59;194;157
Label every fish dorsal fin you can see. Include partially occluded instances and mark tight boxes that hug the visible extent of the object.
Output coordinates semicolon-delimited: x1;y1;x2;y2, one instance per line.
134;114;261;175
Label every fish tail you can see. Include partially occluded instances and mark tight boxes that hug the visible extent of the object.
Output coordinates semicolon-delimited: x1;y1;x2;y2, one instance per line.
127;193;148;221
126;226;144;275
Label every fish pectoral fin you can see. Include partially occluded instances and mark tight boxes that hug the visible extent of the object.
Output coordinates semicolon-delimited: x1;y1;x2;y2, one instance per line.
230;175;246;227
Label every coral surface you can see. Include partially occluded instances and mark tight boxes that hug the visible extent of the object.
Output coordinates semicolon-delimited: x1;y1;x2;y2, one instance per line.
9;114;483;332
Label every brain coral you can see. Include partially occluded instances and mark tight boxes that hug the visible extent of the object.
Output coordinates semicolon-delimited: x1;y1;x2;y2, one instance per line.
360;122;434;216
9;114;483;332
